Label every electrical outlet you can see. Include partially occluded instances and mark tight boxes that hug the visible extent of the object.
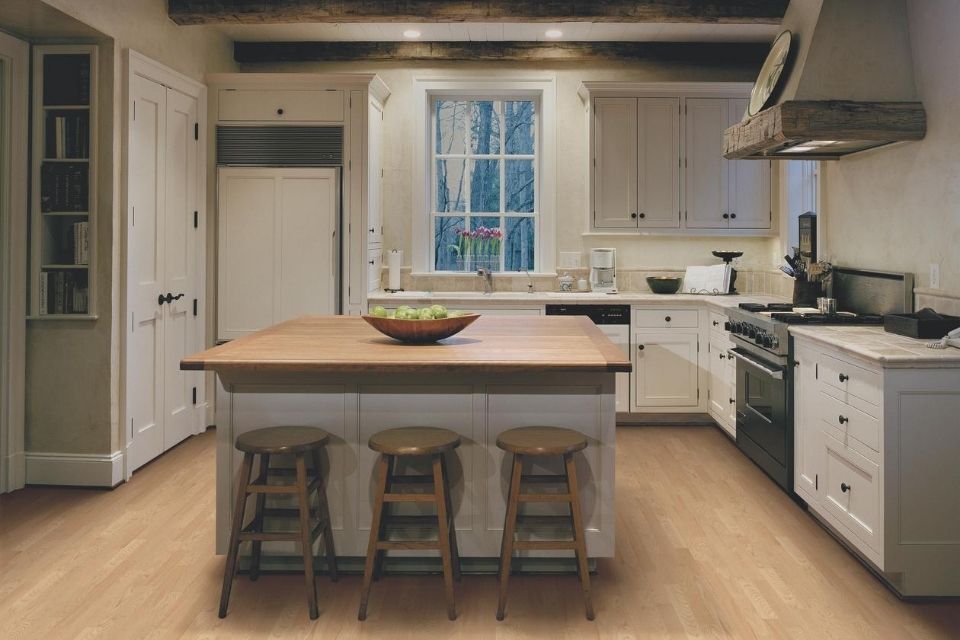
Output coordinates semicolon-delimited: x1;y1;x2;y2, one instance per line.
559;252;582;269
930;263;941;289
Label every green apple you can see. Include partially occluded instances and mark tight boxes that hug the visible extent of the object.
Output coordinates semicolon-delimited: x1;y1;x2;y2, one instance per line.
430;304;447;319
419;308;435;320
371;305;388;318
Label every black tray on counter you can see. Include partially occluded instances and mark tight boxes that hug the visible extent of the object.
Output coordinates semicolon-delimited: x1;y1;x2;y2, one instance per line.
884;312;960;339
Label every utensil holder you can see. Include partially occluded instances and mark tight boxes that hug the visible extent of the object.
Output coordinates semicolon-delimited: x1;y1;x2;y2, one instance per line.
793;279;822;307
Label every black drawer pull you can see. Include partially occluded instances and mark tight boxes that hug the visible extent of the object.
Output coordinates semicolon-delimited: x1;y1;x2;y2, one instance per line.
719;353;726;360
722;213;729;220
276;107;284;115
638;345;645;351
841;482;851;493
638;212;646;219
729;397;736;404
838;373;849;382
713;320;720;326
730;213;737;219
665;316;672;322
838;415;849;424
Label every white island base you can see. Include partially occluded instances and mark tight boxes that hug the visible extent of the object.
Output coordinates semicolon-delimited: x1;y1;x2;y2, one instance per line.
215;371;616;572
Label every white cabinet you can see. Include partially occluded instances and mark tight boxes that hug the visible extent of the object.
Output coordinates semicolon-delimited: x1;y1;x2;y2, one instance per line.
218;89;344;122
217;167;339;340
685;97;770;230
707;337;735;437
793;343;821;501
593;97;680;229
632;331;699;409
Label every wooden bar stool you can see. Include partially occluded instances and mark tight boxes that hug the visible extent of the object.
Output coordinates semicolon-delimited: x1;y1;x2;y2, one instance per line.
496;426;594;621
219;426;338;620
358;427;462;621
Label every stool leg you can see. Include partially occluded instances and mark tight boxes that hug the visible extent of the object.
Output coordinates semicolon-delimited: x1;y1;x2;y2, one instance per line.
440;453;461;582
372;455;394;582
565;453;595;621
310;449;338;583
496;454;523;621
249;453;270;582
433;454;457;620
295;453;319;620
219;452;254;618
358;453;390;621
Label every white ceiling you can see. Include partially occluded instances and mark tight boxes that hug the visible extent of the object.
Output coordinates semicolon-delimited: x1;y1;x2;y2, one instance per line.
215;22;779;43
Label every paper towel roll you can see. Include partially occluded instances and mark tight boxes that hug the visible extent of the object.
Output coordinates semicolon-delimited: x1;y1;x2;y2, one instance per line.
387;250;403;291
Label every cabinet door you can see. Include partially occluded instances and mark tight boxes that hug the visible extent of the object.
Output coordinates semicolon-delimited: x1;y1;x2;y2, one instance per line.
708;339;731;416
684;98;728;229
727;98;771;229
218;89;345;122
794;344;822;500
633;331;699;408
594;98;638;228
367;99;384;244
637;98;680;228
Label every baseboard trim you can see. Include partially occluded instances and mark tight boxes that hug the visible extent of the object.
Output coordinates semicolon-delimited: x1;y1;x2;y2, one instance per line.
25;450;124;487
2;450;26;493
617;412;716;426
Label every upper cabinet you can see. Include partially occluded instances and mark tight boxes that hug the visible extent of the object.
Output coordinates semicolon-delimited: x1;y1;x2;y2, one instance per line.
218;89;345;122
585;84;772;235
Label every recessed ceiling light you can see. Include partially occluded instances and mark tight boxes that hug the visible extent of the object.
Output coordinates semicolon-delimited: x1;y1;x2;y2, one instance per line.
403;29;421;39
545;29;563;38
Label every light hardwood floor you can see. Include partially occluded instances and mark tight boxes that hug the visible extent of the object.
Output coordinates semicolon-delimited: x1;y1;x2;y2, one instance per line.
1;426;958;639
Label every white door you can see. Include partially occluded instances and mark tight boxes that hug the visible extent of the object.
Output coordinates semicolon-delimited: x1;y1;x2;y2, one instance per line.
127;76;202;472
684;98;728;229
727;98;771;229
217;167;339;340
633;331;699;408
593;98;638;229
637;97;680;228
794;344;821;499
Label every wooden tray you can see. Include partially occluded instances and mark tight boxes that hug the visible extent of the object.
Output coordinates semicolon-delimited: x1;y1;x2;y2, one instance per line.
362;313;480;343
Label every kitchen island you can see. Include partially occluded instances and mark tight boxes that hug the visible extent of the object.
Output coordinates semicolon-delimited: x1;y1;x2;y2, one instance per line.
182;315;631;570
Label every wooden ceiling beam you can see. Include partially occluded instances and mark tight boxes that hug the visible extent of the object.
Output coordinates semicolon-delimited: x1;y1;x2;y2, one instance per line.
170;1;788;26
233;40;770;64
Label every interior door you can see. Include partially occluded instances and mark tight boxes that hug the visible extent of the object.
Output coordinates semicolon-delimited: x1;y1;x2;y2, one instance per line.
684;98;728;229
126;75;166;471
593;98;638;229
161;88;199;450
637;97;680;228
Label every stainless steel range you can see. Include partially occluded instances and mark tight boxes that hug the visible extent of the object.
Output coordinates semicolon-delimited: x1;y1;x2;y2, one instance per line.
724;299;890;493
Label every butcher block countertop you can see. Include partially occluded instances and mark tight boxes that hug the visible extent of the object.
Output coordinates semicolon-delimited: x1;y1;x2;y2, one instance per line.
181;315;632;375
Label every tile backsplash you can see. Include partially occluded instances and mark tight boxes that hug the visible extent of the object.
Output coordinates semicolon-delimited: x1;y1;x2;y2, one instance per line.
915;289;960;317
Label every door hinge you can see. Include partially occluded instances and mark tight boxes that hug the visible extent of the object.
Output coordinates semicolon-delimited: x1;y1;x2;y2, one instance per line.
193;298;198;316
685;157;688;169
133;102;136;120
193;211;198;228
815;474;819;490
349;160;352;171
194;123;199;140
815;363;819;379
192;387;197;405
131;206;135;227
697;388;700;400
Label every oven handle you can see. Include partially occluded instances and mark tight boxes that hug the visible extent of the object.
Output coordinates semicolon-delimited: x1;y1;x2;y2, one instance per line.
730;349;784;380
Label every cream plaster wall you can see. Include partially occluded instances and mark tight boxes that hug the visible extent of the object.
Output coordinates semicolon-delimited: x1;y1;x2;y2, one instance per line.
22;0;236;454
240;60;781;273
820;0;960;300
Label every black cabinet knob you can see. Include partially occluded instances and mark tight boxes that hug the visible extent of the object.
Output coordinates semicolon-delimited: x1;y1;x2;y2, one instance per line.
631;212;638;219
639;212;646;219
276;107;284;115
839;373;849;382
729;397;736;404
841;482;851;493
369;227;376;233
713;320;719;326
638;344;645;351
839;415;849;424
368;260;375;265
722;213;729;220
665;316;671;322
719;353;726;360
730;213;737;219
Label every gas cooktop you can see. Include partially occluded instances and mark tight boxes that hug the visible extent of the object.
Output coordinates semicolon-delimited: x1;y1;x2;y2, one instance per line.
736;303;883;325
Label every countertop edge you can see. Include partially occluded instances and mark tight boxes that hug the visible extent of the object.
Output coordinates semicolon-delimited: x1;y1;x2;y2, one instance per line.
789;326;960;368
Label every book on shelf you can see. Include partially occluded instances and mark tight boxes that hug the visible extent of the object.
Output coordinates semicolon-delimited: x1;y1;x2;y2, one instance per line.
41;270;88;315
48;113;89;159
38;272;48;316
40;163;87;212
71;220;89;265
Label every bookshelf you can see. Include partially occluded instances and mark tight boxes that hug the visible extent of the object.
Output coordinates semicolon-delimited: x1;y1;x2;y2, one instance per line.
30;45;97;319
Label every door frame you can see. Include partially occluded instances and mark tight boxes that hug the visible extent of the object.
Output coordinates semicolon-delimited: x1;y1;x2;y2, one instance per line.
0;31;28;494
122;50;207;480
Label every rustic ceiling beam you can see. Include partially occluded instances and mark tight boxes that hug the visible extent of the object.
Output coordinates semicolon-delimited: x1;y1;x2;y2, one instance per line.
233;40;770;64
170;1;788;26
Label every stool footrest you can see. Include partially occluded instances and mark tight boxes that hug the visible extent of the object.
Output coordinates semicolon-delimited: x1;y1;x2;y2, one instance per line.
246;476;321;495
515;514;573;525
390;474;435;484
375;540;444;551
513;540;577;551
517;493;572;503
238;529;301;543
521;474;566;484
262;507;317;520
383;492;437;503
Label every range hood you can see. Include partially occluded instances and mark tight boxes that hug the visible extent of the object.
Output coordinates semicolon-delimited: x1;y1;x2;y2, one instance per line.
724;0;926;160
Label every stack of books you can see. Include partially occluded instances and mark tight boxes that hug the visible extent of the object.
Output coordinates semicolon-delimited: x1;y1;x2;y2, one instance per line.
72;221;90;265
49;114;89;159
38;271;88;315
40;164;87;212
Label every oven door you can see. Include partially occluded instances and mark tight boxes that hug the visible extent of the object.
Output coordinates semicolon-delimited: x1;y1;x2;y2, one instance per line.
732;347;790;487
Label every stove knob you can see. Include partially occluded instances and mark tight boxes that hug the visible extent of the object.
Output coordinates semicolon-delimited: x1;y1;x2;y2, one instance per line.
746;326;757;338
755;333;765;345
768;336;779;349
762;336;775;348
724;321;733;332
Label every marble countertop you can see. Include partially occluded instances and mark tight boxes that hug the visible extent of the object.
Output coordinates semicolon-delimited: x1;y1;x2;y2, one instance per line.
790;325;960;368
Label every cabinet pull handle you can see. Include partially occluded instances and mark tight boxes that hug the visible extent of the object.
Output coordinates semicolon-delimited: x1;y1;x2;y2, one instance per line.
838;373;849;382
665;316;672;322
638;345;645;351
369;227;376;233
276;107;284;115
638;212;646;219
631;212;638;219
729;397;736;404
713;320;720;326
841;482;851;493
838;415;848;424
368;260;375;265
730;213;737;219
722;213;729;220
719;353;726;360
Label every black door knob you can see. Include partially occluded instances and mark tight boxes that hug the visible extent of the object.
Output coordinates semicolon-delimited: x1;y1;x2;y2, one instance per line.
839;373;849;382
841;482;851;493
839;415;849;424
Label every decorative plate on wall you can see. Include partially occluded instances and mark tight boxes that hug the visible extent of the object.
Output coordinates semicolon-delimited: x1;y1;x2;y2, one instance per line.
748;30;793;117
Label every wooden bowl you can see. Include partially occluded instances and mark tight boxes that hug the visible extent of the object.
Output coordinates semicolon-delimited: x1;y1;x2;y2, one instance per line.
362;313;481;343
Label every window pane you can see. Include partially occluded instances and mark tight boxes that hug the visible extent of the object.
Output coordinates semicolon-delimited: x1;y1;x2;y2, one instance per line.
504;217;535;272
435;216;466;271
469;159;500;213
470;216;502;272
504;101;535;155
436;159;466;212
436;100;467;155
505;159;535;213
470;101;501;155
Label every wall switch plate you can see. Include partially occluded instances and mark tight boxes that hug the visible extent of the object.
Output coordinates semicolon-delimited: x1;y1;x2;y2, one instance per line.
559;252;581;269
930;263;941;289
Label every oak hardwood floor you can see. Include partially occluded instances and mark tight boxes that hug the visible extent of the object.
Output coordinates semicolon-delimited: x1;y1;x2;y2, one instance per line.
1;426;958;639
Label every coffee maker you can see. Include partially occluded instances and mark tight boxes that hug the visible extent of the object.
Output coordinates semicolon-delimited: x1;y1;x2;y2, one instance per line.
589;248;618;294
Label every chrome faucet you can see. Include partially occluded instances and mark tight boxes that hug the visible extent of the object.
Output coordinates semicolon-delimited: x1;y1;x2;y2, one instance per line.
477;268;494;294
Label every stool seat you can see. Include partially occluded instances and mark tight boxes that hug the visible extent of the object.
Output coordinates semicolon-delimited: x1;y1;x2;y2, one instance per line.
237;426;330;454
496;426;587;456
368;427;461;456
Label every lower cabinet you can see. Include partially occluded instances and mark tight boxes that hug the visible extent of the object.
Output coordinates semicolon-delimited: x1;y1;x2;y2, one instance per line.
632;330;699;409
707;336;736;437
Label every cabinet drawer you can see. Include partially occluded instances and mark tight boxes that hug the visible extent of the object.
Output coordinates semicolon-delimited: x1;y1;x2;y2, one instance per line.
219;89;345;122
634;308;698;329
822;431;882;557
818;352;882;409
818;390;880;452
367;248;382;292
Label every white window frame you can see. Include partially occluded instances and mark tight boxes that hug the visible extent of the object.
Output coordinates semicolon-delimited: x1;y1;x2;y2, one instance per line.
412;76;556;275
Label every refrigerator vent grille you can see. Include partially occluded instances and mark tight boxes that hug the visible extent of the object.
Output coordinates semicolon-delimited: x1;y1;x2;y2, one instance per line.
216;125;343;166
